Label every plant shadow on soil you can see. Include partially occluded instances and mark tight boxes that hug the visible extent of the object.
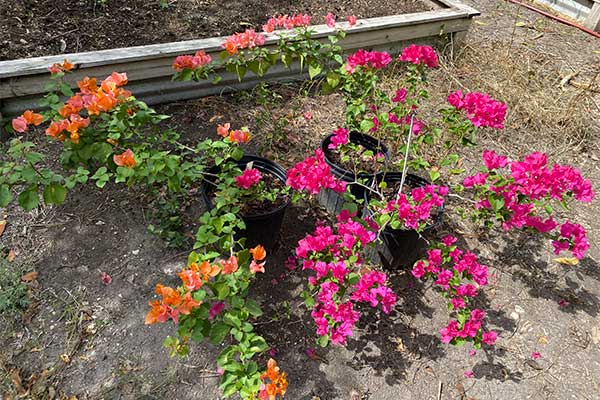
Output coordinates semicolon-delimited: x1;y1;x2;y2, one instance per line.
486;229;600;318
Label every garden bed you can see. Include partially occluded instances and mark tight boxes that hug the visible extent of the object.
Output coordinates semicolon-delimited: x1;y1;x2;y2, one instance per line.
0;0;437;61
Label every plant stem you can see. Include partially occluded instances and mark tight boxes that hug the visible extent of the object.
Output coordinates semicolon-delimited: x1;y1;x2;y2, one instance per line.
398;110;416;198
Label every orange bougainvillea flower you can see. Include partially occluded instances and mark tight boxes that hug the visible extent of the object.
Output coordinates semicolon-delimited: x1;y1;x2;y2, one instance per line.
77;77;98;94
177;292;201;315
217;123;231;137
155;284;182;307
113;149;136;168
22;110;44;126
48;59;75;74
45;119;69;141
220;256;239;275
229;129;251;143
259;358;288;400
197;261;221;281
178;268;204;291
145;300;170;324
250;245;266;261
62;59;75;72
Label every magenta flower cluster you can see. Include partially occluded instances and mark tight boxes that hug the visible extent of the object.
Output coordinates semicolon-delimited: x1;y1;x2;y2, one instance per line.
447;90;507;129
412;236;497;347
399;44;439;68
236;167;262;189
464;150;594;259
286;149;347;194
381;184;448;230
296;211;396;345
344;49;392;74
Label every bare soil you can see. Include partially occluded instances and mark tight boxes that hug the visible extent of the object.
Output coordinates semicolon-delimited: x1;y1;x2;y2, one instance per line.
0;0;436;61
2;0;600;399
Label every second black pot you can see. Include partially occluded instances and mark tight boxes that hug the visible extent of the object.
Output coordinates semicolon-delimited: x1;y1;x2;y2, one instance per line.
364;172;444;270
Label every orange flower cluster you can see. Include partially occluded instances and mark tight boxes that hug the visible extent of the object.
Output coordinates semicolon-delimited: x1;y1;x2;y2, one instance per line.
44;68;131;143
249;245;267;273
113;149;136;168
11;110;44;133
216;123;251;143
172;50;212;72
178;261;220;291
145;284;201;325
222;29;265;55
48;59;75;74
259;359;288;400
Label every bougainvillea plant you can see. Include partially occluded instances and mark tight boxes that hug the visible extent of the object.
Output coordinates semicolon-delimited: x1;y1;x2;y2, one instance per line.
461;150;594;259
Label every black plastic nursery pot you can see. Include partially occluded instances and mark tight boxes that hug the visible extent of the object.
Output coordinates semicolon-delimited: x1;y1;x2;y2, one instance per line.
364;172;444;270
201;155;290;251
318;131;389;215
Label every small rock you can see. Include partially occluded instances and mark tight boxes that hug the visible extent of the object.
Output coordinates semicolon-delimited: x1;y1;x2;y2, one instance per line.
95;220;106;225
19;38;28;44
131;249;140;255
515;305;525;314
510;311;520;320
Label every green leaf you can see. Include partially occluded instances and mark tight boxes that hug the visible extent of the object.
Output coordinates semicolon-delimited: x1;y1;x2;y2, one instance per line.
359;119;375;132
245;299;263;317
429;169;441;182
326;71;340;88
317;334;330;347
43;183;67;205
18;186;39;211
0;185;13;207
308;62;323;79
209;322;230;345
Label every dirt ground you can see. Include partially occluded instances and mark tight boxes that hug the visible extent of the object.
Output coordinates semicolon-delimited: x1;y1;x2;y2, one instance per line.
1;0;600;399
0;0;435;61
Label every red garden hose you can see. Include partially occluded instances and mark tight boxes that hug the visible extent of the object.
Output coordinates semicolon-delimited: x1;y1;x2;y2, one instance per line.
503;0;600;39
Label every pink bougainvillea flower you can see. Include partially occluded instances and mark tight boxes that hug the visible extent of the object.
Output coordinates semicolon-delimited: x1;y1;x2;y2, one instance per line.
558;299;570;307
250;260;266;274
464;370;474;378
469;349;477;357
344;49;392;73
305;347;316;358
286;149;346;194
236;167;262;189
329;127;349;149
208;301;226;320
12;116;28;133
399;44;439;68
100;271;112;285
447;90;507;129
220;256;239;275
482;331;497;345
325;12;336;28
347;15;357;26
392;88;408;103
531;352;541;359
